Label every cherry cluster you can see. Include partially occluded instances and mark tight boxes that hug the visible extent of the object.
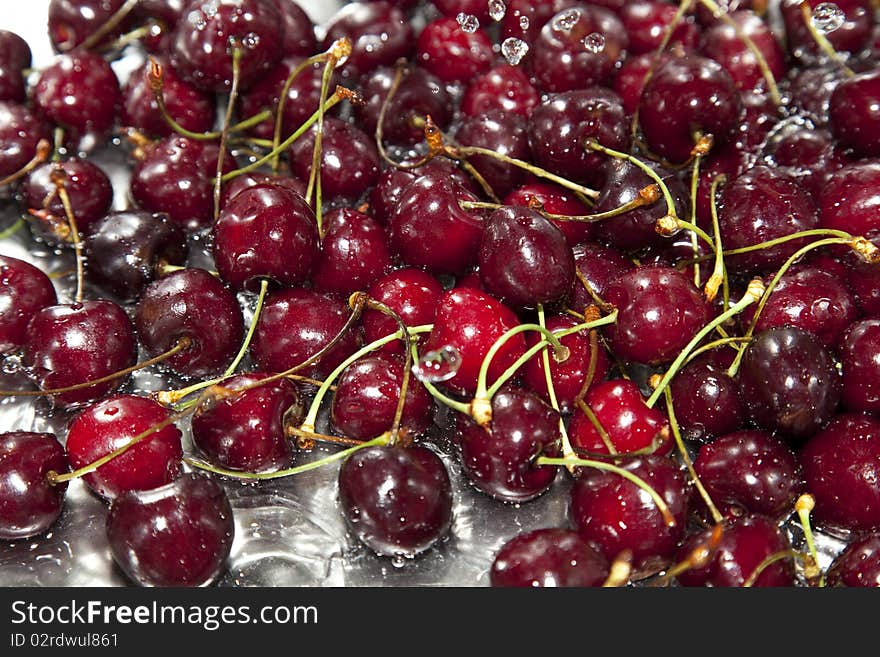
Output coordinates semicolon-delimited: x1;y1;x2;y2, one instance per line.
1;0;880;588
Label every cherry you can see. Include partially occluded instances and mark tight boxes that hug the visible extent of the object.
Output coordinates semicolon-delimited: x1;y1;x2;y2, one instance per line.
219;170;306;209
454;110;531;199
272;0;316;57
569;241;635;311
121;57;215;139
499;0;581;47
638;54;743;164
843;235;880;318
65;394;183;500
839;320;880;413
693;430;804;520
602;264;712;365
568;378;671;456
819;161;880;238
415;16;495;84
0;61;25;104
780;0;873;62
0;255;57;355
212;182;319;291
613;52;670;116
133;0;187;52
170;0;284;93
619;1;698;56
311;207;392;297
569;455;690;578
522;314;609;414
135;268;244;380
337;444;452;558
768;126;847;201
503;182;594;247
24;300;137;408
130;135;237;231
48;0;131;52
250;287;361;379
527;87;630;189
460;64;541;120
825;533;880;587
432;0;490;23
668;350;744;441
0;431;69;540
0;102;50;182
799;413;880;533
478;205;575;310
456;387;560;503
0;30;31;69
737;326;841;441
331;352;434;441
30;51;121;150
675;514;796;587
490;528;609;587
783;63;843;126
191;372;301;473
421;287;526;398
106;472;234;586
84;210;188;303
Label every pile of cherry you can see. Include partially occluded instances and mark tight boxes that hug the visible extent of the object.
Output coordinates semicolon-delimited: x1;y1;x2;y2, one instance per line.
2;0;880;588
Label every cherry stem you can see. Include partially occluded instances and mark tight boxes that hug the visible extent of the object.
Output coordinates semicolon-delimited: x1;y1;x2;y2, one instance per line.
222;278;269;378
184;433;390;481
799;1;855;77
664;387;723;523
51;168;84;303
101;22;161;54
706;174;728;304
646;277;766;408
536;305;577;466
374;59;418;170
0;218;24;240
683;335;750;366
795;493;823;584
78;0;140;51
0;138;50;188
658;523;724;583
721;228;854;257
537;455;677;527
575;398;618;455
272;53;329;173
688;152;703;289
305;54;339;238
285;425;365;449
602;551;632;587
214;45;243;221
742;549;799;587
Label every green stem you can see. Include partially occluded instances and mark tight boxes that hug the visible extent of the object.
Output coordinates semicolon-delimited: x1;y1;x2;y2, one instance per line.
537;305;576;462
222;279;268;378
272;54;327;172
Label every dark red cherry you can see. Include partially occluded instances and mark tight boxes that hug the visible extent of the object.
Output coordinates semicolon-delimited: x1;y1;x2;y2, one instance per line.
613;52;670;116
0;432;69;540
522;314;610;414
829;69;880;158
675;514;796;587
213;183;319;291
23;300;137;408
570;455;690;578
800;413;880;533
783;63;843;126
454;110;531;199
569;241;635;312
106;472;234;586
191;372;301;473
30;51;121;150
478;205;575;310
781;0;873;62
638;54;743;164
694;430;804;520
432;0;490;22
668;350;744;441
66;394;183;500
819;161;880;238
840;320;880;414
121;57;215;138
568;379;671;456
415;16;496;84
48;0;129;52
84;210;188;304
219;170;306;209
288;116;380;204
528;87;630;189
272;0;316;56
0;30;32;69
170;0;284;93
0;255;57;355
602;264;712;365
737;326;841;441
456;387;560;503
338;444;453;558
135;268;244;380
768;126;848;201
132;0;187;52
0;102;50;182
503;182;594;246
826;533;880;587
0;62;25;104
499;0;581;46
421;288;525;397
460;64;541;120
490;528;609;587
311;207;393;297
619;1;698;56
331;352;434;441
842;234;880;318
250;287;361;378
130;135;237;231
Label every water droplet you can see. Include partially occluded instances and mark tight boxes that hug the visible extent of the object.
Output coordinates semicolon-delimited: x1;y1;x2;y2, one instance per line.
488;0;506;22
391;555;407;568
456;13;480;33
811;2;845;34
501;37;529;65
583;32;606;54
242;32;260;49
412;345;462;383
519;15;530;31
2;355;21;375
201;0;219;19
551;8;581;32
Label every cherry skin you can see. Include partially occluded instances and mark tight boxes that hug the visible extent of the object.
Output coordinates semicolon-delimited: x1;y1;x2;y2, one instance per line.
106;472;234;586
843;235;880;318
799;413;880;534
819;161;880;238
770;127;847;201
421;287;526;398
737;326;841;441
0;62;25;104
48;0;129;52
668;350;744;441
0;255;57;355
602;264;712;365
272;0;316;57
213;183;319;291
613;52;671;116
569;241;635;311
219;170;306;209
135;268;245;380
826;534;880;587
503;182;594;247
454;110;531;199
490;528;609;587
839;319;880;414
337;444;453;558
619;1;698;56
456;387;560;503
675;514;796;587
460;64;541;120
432;0;490;22
191;372;302;473
693;430;804;520
499;0;581;47
0;30;31;69
415;16;495;84
568;379;671;456
84;210;188;304
0;432;69;541
65;394;183;500
781;0;873;62
0;102;50;182
23;300;137;409
331;352;434;442
829;69;880;158
569;455;690;579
